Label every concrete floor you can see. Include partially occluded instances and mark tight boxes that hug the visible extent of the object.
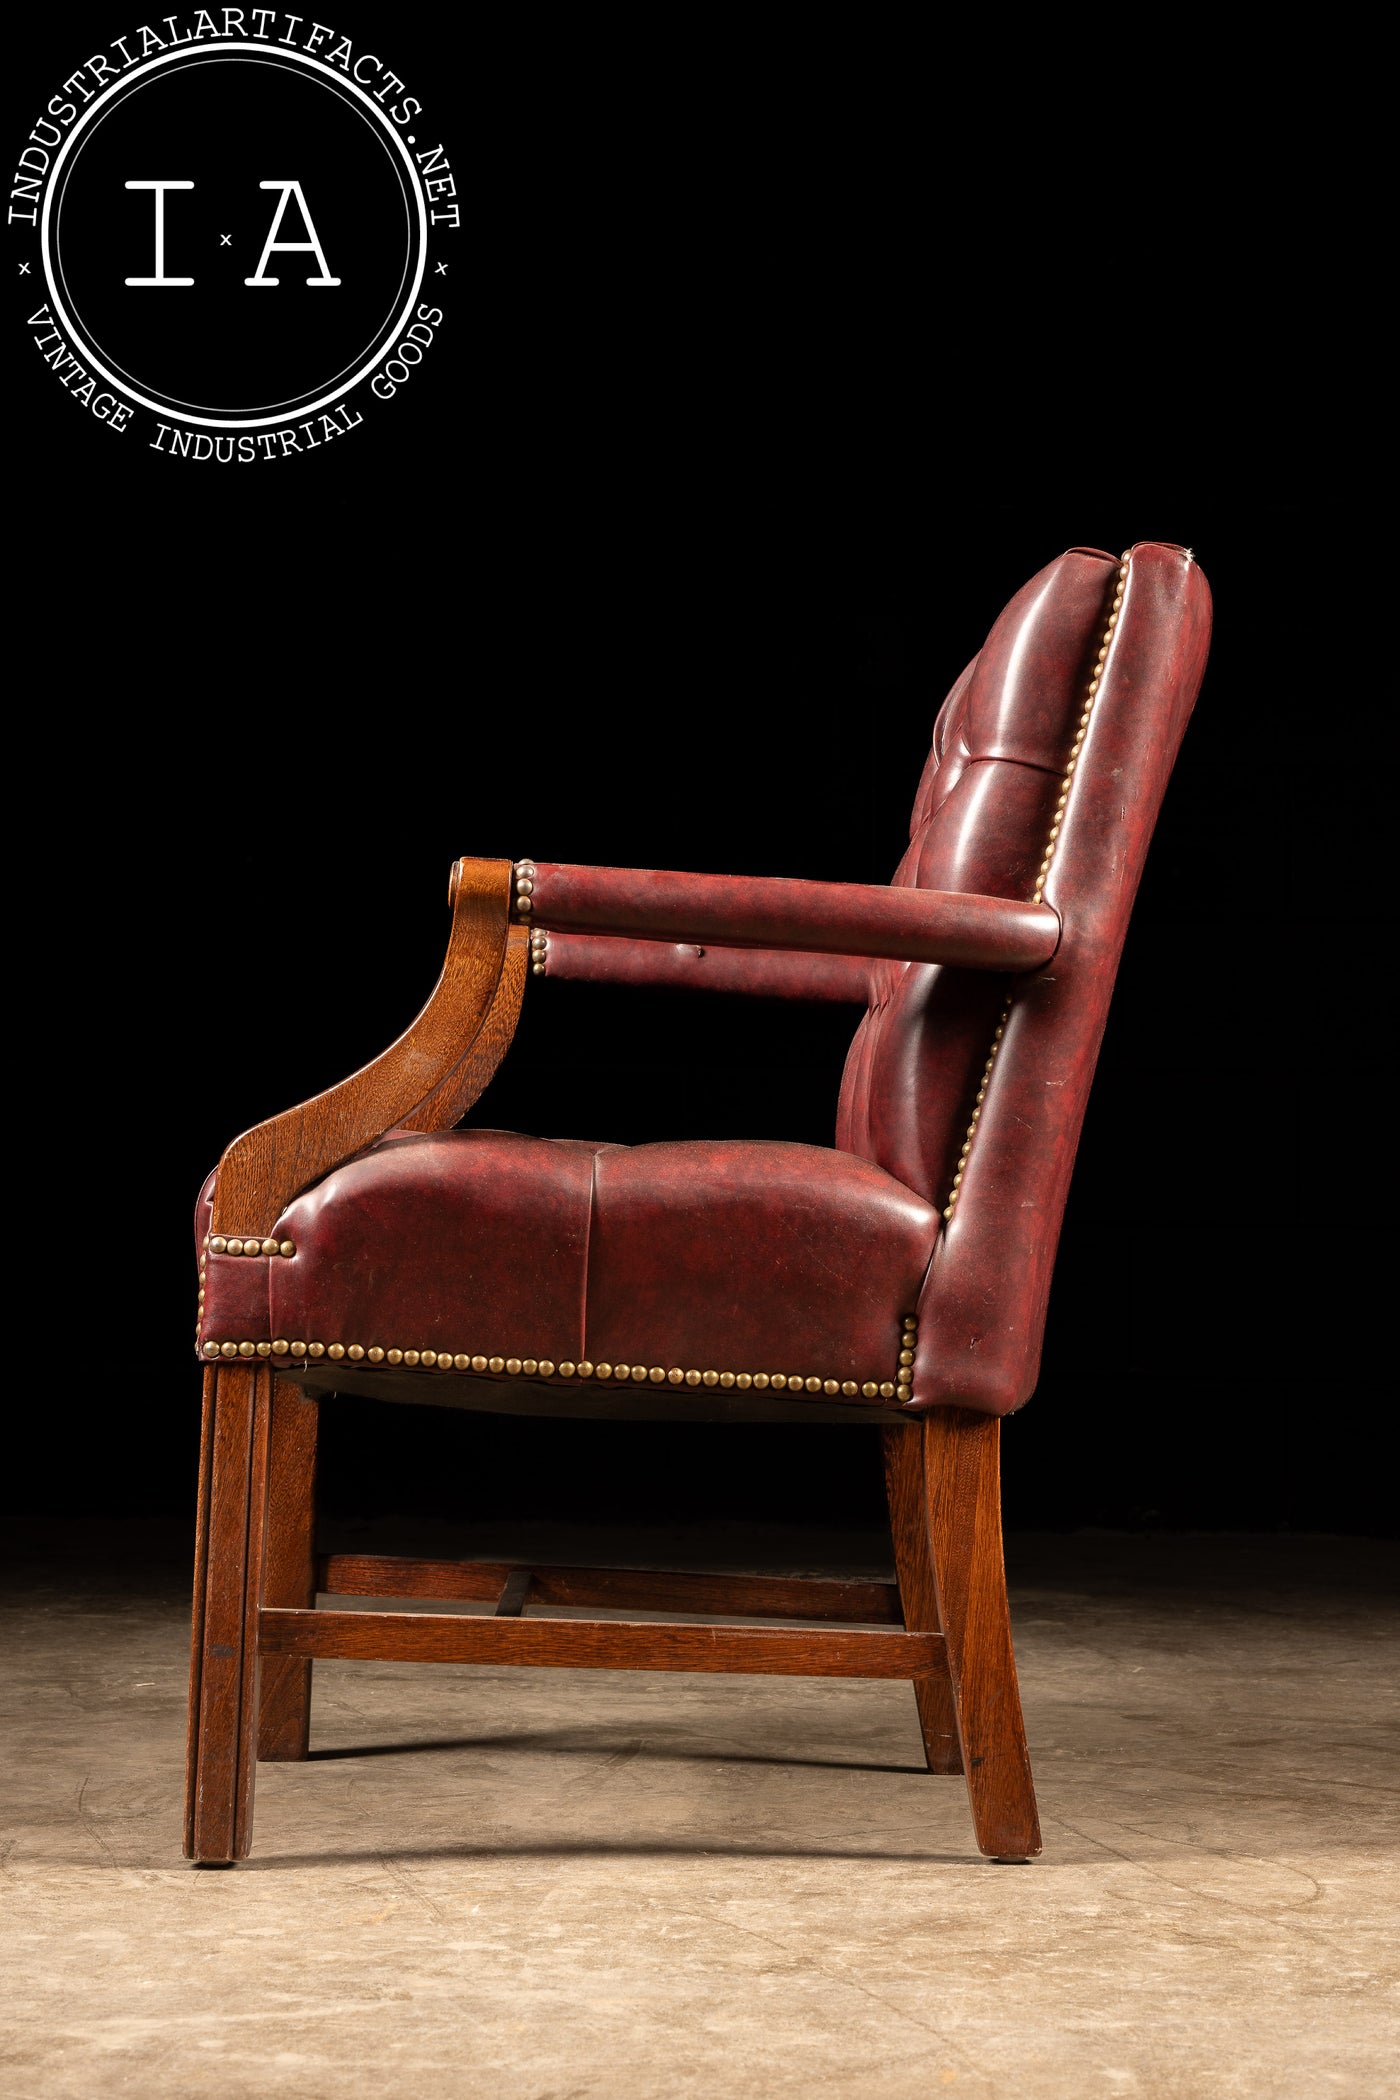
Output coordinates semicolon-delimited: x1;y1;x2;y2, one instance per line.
1;1522;1395;2099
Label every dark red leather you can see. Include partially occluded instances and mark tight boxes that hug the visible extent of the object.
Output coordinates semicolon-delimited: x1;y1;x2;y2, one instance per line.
906;544;1211;1413
198;1129;938;1395
528;865;1060;971
197;542;1210;1420
541;936;872;1003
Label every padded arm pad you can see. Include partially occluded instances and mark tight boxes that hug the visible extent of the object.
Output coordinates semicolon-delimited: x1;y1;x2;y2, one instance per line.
527;863;1059;972
540;933;873;1003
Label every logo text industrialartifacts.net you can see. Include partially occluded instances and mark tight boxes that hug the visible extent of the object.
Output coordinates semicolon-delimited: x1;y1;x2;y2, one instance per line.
10;10;456;463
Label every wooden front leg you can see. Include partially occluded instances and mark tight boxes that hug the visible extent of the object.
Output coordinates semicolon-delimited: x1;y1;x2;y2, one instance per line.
184;1364;273;1863
882;1423;963;1773
257;1377;320;1762
922;1408;1041;1860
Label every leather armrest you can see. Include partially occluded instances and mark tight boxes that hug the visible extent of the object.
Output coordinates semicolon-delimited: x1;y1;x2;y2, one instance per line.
526;863;1059;972
538;933;872;1003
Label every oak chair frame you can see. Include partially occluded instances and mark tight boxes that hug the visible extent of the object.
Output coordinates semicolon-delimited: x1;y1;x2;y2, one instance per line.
187;857;1040;1866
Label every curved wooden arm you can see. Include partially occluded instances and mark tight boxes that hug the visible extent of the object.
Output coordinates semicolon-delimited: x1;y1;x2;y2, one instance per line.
210;857;525;1236
528;863;1061;972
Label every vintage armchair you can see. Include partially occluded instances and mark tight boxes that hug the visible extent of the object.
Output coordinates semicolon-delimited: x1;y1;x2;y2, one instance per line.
188;542;1211;1865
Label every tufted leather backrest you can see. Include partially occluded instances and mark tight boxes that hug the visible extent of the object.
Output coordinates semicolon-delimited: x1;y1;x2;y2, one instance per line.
837;543;1212;1413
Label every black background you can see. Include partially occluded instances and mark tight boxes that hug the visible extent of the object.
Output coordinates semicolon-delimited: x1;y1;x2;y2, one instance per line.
6;12;1387;1540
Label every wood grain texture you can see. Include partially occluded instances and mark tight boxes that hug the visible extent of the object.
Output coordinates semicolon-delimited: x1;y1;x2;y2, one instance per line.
185;1363;273;1862
211;858;515;1235
923;1410;1041;1859
882;1422;963;1773
317;1552;903;1626
261;1608;944;1679
399;922;529;1132
256;1378;320;1763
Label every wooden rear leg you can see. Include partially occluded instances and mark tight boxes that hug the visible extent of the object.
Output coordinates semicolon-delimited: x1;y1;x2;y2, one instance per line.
922;1408;1041;1861
882;1423;962;1773
185;1363;273;1863
257;1376;320;1762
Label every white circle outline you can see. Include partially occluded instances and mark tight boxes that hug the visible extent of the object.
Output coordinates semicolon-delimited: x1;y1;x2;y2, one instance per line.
41;42;429;429
52;54;414;418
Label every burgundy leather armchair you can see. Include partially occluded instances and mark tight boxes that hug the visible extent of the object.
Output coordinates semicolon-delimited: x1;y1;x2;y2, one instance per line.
188;542;1211;1865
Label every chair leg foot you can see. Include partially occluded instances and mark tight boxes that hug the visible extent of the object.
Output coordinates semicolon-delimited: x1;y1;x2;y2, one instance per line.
184;1364;273;1863
921;1409;1041;1861
257;1376;320;1762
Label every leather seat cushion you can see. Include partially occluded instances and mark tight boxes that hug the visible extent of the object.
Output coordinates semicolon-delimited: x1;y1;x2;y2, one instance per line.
197;1129;939;1403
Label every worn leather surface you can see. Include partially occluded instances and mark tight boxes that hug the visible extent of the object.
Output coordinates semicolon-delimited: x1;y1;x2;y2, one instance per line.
541;937;873;1003
528;866;1059;970
199;1129;938;1400
196;542;1210;1419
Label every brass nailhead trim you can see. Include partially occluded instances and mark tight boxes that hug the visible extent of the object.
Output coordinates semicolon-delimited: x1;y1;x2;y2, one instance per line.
942;552;1130;1223
203;1235;296;1258
201;1316;919;1402
514;859;536;921
529;927;548;976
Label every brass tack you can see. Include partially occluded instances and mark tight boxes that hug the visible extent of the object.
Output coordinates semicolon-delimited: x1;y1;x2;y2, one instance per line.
209;1237;227;1253
346;1344;364;1361
685;1369;702;1386
202;1236;210;1250
823;1379;839;1396
515;878;534;896
403;1349;420;1365
220;1341;238;1357
422;1349;439;1367
385;1348;402;1364
903;1317;918;1330
454;1353;471;1370
261;1237;278;1256
767;1373;784;1390
662;1366;683;1385
539;1360;556;1377
735;1373;752;1390
238;1341;256;1357
943;1206;954;1220
368;1347;385;1364
557;1361;576;1378
256;1342;272;1357
879;1381;896;1399
226;1238;244;1256
577;1360;594;1378
701;1369;718;1386
594;1361;612;1379
612;1363;631;1380
516;897;532;914
523;1358;538;1375
291;1340;308;1358
505;1357;521;1374
532;965;545;976
650;1367;667;1384
842;1380;857;1396
632;1365;647;1381
466;1354;484;1371
488;1355;504;1372
899;1349;915;1366
203;1342;219;1358
327;1344;345;1360
272;1338;290;1356
718;1371;735;1387
806;1376;823;1393
280;1241;295;1258
862;1380;879;1398
752;1373;769;1390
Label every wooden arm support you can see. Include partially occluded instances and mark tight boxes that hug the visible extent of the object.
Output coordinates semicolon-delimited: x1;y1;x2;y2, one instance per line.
527;863;1061;972
210;857;527;1236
